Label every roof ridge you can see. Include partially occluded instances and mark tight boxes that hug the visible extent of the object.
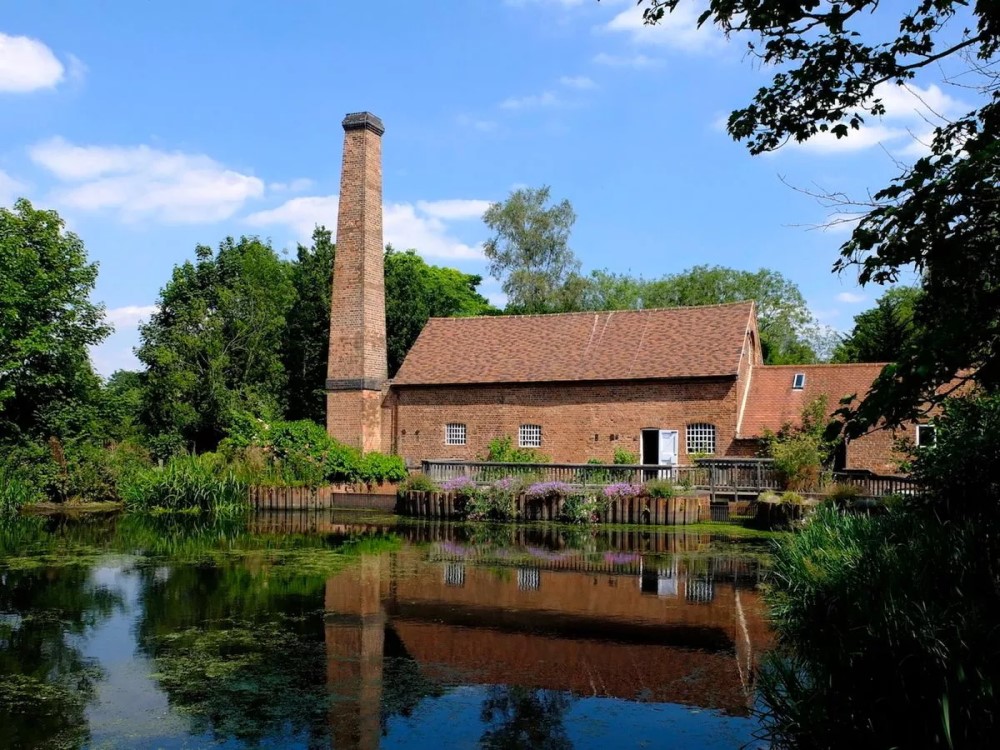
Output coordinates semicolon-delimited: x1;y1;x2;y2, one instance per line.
758;362;890;369
425;300;756;323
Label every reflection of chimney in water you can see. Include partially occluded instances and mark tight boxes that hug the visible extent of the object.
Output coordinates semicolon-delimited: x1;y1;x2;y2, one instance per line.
325;555;387;750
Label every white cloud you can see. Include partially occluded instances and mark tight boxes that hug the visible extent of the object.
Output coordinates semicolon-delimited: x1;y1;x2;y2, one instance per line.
500;90;561;110
247;195;489;260
603;3;721;53
105;304;159;328
29;137;265;223
415;199;491;221
268;177;314;193
245;195;339;240
835;292;866;304
592;51;663;69
788;83;968;156
0;169;27;205
559;75;596;90
0;32;65;92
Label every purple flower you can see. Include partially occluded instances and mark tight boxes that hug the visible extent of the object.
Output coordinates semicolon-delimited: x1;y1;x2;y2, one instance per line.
441;475;477;492
493;476;519;491
524;481;572;499
603;552;640;565
603;482;643;499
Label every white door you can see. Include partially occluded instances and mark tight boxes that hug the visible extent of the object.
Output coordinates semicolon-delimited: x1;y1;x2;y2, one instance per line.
658;430;679;473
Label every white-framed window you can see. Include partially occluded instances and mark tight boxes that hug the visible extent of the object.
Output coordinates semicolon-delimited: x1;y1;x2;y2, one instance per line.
445;423;467;446
792;372;806;390
686;423;717;455
916;424;936;447
519;424;542;448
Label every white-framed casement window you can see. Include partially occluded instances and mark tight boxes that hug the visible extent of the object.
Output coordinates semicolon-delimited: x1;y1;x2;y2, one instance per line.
518;424;542;448
686;423;717;455
445;423;467;446
916;424;936;448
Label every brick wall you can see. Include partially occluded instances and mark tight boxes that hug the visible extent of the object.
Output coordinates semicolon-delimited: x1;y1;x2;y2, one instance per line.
387;377;746;465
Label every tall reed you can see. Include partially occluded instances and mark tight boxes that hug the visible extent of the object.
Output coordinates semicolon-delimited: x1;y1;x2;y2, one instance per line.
120;454;249;515
0;465;42;514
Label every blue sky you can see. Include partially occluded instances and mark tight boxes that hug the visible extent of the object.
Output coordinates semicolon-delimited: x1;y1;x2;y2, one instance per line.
1;1;968;375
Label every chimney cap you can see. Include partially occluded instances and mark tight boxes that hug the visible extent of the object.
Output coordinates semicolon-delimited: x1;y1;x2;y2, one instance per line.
342;112;385;136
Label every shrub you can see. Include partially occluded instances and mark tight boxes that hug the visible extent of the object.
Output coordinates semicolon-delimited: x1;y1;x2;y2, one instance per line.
644;479;676;499
480;436;550;464
825;482;863;506
769;433;823;491
355;452;408;485
780;491;804;505
464;478;519;522
222;417;406;487
398;473;438;494
557;493;604;524
577;458;613;484
758;490;781;504
613;447;637;465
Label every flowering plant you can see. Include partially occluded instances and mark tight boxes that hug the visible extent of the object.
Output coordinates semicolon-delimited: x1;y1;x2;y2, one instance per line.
524;481;573;500
603;482;644;500
440;475;479;500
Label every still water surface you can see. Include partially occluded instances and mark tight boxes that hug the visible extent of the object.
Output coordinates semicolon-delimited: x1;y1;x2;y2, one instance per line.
0;511;772;749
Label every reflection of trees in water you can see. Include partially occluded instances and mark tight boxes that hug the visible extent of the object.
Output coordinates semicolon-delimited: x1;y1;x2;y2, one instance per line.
134;563;334;748
0;566;121;750
479;686;574;750
380;625;448;732
135;561;449;747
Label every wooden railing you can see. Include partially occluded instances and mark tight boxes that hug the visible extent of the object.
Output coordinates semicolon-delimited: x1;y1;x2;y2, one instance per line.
421;460;710;487
420;458;919;501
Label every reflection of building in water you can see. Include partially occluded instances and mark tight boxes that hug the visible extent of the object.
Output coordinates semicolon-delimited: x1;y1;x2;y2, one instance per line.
322;547;771;750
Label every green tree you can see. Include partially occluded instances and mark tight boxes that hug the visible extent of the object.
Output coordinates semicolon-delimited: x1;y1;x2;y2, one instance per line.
283;227;335;423
0;199;109;442
582;265;824;364
832;288;921;364
637;0;1000;431
483;186;582;313
138;237;295;455
385;247;496;376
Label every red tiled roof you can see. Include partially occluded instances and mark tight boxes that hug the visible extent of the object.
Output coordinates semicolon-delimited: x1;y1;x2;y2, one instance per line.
392;302;756;386
738;363;887;437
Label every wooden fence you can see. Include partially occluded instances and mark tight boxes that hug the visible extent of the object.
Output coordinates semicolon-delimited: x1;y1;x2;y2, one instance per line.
420;458;919;501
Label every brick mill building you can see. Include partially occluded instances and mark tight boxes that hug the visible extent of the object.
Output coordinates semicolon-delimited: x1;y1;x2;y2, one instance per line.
325;112;922;474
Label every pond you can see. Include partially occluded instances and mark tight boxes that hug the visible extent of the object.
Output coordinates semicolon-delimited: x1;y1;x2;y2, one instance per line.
0;511;774;749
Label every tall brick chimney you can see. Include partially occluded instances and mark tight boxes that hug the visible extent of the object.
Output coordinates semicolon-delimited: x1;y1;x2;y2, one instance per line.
326;112;387;452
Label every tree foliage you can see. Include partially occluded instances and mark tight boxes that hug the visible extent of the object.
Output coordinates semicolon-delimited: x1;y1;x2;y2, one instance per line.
483;186;581;313
138;237;296;455
283;228;335;423
832;287;921;364
581;265;826;363
0;199;110;442
639;0;1000;431
385;247;496;376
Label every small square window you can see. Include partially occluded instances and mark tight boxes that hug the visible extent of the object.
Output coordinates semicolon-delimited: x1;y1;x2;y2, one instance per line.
519;424;542;448
445;423;467;446
792;373;806;390
916;424;936;447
